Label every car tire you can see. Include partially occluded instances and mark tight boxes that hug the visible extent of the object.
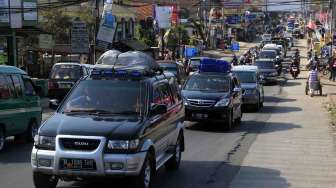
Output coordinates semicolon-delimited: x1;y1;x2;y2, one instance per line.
33;172;58;188
225;110;233;130
132;154;154;188
16;120;39;143
255;96;261;111
0;127;5;151
165;134;182;171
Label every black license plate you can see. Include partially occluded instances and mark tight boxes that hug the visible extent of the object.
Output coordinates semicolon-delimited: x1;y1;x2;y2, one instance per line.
60;158;96;170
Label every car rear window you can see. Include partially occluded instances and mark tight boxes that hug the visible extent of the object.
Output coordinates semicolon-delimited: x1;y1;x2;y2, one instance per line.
51;65;82;80
234;71;257;83
256;62;275;69
259;51;277;59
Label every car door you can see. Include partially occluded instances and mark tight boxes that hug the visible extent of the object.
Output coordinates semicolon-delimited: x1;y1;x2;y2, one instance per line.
22;76;41;131
7;74;28;135
0;74;20;136
146;81;173;159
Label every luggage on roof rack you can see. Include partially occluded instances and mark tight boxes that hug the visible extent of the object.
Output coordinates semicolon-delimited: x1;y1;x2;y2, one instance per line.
114;51;160;72
199;58;231;73
91;51;162;79
96;50;121;65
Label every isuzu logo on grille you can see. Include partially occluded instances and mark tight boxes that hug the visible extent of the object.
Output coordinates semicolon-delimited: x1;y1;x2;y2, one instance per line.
74;141;89;146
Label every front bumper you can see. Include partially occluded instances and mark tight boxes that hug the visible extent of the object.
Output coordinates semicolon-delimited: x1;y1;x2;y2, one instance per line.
242;94;259;105
185;105;229;122
31;135;146;177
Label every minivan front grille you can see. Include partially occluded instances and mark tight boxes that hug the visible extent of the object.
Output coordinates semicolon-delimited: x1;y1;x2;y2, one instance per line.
188;99;216;107
60;138;100;151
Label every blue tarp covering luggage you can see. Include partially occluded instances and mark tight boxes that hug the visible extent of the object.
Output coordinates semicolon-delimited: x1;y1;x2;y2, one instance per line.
199;58;231;73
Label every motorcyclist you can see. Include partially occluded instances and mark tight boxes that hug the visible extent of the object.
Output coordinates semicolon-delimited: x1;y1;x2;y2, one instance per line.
307;65;320;95
239;55;246;65
232;54;238;66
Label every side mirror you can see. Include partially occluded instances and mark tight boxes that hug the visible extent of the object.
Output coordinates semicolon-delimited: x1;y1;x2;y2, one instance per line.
150;104;167;116
233;87;241;93
49;99;60;110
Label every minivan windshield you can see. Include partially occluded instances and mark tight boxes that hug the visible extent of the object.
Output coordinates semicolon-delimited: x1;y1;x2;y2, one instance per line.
184;74;230;92
51;64;82;80
60;80;145;116
234;71;257;83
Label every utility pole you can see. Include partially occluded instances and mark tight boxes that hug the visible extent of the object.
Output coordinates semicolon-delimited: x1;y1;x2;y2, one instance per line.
92;0;100;64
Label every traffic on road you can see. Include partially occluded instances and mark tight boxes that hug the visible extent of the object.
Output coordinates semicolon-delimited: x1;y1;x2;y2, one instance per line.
1;10;336;188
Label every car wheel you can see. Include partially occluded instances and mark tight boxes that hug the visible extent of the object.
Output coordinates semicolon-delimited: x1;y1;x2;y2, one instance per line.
28;121;39;142
225;110;233;130
16;120;39;143
165;134;182;171
0;128;5;151
255;96;261;111
33;172;58;188
133;154;154;188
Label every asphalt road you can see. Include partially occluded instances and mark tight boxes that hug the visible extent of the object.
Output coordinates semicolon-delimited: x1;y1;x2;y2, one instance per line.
0;45;298;188
0;85;283;188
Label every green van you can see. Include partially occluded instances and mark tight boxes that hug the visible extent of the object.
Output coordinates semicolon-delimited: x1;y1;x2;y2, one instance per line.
0;65;42;151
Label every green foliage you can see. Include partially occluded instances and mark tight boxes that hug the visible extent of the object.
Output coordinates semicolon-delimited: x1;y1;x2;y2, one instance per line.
39;6;95;44
135;25;157;47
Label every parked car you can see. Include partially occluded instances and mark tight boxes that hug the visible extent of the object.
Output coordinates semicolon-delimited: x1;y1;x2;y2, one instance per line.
255;59;278;84
182;59;242;130
0;65;42;151
158;60;187;84
232;65;264;111
48;62;90;105
32;52;185;188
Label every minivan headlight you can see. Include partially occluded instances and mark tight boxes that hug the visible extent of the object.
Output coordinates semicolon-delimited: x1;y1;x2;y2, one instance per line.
34;135;55;150
215;98;230;107
106;139;140;153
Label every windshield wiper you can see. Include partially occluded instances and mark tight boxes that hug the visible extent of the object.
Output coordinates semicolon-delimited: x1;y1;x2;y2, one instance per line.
63;109;114;115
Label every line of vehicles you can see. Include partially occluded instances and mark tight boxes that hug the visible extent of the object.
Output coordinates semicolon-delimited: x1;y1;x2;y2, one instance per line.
0;46;283;188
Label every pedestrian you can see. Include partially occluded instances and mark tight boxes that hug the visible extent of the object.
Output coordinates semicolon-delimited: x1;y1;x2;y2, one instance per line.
331;55;336;81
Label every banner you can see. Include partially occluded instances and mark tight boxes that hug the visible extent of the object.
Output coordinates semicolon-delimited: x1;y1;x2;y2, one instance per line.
97;1;117;49
0;0;9;23
154;6;172;29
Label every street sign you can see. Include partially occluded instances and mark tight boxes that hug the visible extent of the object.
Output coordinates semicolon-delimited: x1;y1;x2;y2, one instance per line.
231;42;240;51
71;21;89;54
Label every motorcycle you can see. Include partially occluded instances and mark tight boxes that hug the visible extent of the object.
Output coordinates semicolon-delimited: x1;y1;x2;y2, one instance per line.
290;64;300;79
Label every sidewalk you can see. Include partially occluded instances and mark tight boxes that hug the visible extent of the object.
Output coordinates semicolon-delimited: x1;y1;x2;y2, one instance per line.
230;40;336;188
